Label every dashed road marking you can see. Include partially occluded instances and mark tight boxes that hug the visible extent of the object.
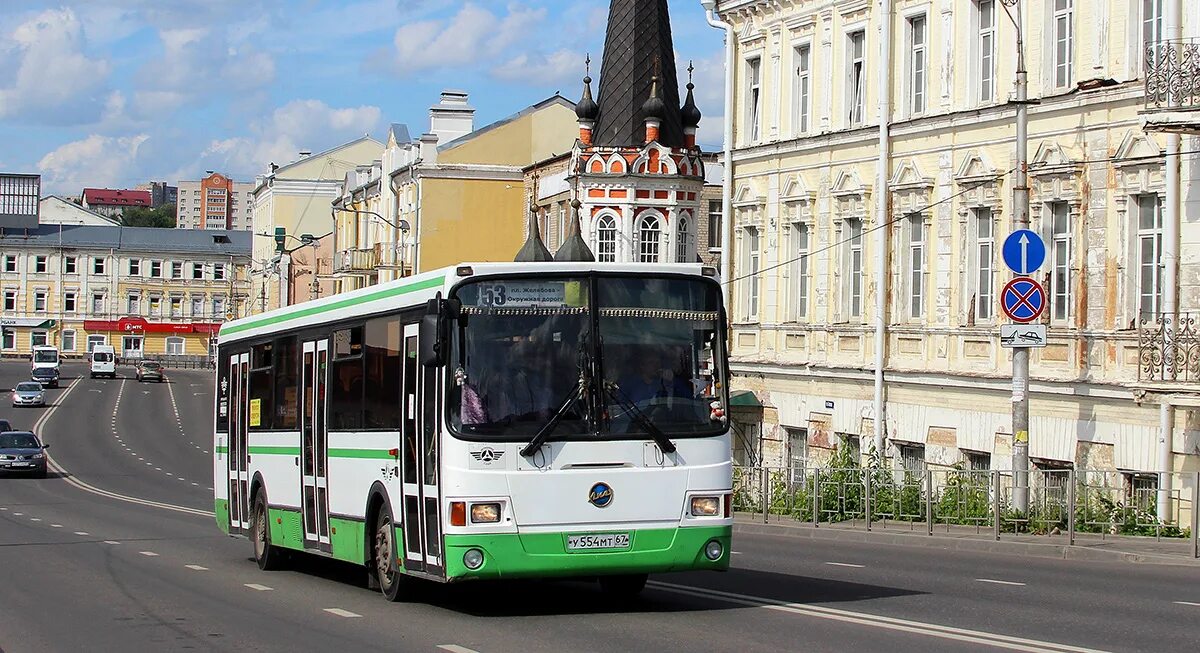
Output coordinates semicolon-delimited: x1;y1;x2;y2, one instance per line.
185;564;208;571
974;579;1026;587
29;517;41;522
438;646;482;653
825;562;865;568
139;551;159;557
245;583;273;591
13;512;23;516
103;541;120;545
51;524;62;528
74;531;89;536
1174;601;1200;607
323;608;362;618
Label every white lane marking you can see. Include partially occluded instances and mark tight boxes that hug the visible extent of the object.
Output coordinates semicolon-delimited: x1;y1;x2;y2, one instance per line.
1174;601;1200;607
51;524;62;528
139;551;159;557
185;564;208;571
732;551;743;555
29;518;41;522
244;583;273;591
975;579;1027;587
323;608;362;618
74;531;89;536
438;646;482;653
0;507;7;510
13;512;23;516
825;562;865;568
648;581;1105;653
103;541;120;545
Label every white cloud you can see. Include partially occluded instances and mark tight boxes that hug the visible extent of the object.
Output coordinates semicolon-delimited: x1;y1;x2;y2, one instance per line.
493;49;584;87
190;99;383;178
0;8;112;124
37;134;150;193
392;2;545;73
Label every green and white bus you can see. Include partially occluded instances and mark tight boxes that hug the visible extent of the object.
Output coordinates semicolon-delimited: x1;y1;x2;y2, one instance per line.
214;261;732;599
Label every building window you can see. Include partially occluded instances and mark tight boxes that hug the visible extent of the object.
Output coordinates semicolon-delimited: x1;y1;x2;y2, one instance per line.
847;31;866;126
637;214;662;263
908;215;926;320
908;15;927;115
129;259;141;276
213;296;227;319
64;292;77;313
213;263;226;281
87;335;106;352
191;296;204;317
1052;0;1074;89
150;261;162;278
165;336;185;355
1137;194;1164;318
2;290;15;311
92;293;105;314
33;291;47;312
974;208;996;321
676;215;691;263
840;434;861;465
899;444;926;474
170;297;183;318
965;451;991;471
1143;0;1164;69
742;226;761;320
149;297;161;317
62;329;76;352
1049;202;1072;322
2;255;15;273
191;263;204;280
708;200;723;250
847;218;864;318
596;215;618;263
789;222;809;321
64;256;76;274
794;45;811;134
746;57;762;143
34;255;48;273
31;330;48;347
787;427;808;483
978;0;996;103
171;262;183;279
93;257;105;275
127;294;141;315
2;327;14;349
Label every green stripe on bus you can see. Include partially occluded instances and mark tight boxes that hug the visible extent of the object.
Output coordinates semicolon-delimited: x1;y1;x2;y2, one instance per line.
328;448;396;460
248;446;301;456
215;445;229;454
221;276;445;336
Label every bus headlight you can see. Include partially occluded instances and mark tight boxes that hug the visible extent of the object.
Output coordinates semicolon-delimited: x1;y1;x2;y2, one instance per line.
463;548;485;570
690;496;721;517
704;539;724;561
470;502;501;523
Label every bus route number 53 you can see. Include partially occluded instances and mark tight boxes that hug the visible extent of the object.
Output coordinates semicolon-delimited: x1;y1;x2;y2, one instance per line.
478;284;508;307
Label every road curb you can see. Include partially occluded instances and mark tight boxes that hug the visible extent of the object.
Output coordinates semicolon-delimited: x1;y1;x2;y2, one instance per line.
733;520;1200;567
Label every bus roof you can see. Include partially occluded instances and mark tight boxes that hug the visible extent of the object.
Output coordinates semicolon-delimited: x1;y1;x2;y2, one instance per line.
218;261;712;345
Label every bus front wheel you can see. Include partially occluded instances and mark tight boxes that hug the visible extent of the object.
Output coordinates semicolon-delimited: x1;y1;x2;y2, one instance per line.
373;510;405;602
251;491;285;571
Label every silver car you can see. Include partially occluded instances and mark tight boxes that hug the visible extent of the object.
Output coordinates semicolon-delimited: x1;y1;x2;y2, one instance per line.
11;382;45;407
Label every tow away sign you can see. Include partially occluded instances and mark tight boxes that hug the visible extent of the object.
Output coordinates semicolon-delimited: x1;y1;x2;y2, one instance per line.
1000;324;1047;348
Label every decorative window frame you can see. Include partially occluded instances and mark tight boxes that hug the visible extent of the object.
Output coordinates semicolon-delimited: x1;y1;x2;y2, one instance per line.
1029;141;1084;326
781;175;817;322
830;169;871;322
1112;131;1166;328
955;151;1004;325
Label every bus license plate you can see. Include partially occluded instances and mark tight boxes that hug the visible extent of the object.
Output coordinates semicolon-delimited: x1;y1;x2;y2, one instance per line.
567;533;630;551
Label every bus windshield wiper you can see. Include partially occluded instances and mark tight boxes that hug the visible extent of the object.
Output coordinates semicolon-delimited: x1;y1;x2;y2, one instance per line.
603;382;677;454
520;338;594;458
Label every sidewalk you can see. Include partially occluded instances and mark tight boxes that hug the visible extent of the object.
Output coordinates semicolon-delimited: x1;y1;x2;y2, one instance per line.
733;513;1200;566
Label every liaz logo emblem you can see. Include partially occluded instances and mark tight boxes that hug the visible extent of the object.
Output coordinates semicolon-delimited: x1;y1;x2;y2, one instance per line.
588;482;614;508
469;448;504;463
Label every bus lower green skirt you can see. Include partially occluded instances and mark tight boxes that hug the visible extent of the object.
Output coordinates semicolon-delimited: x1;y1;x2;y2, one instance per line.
443;525;732;580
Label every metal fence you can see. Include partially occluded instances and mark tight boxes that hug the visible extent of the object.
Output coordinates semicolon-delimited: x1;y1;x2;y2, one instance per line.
1139;312;1200;383
116;354;215;369
734;466;1200;558
1145;38;1200;112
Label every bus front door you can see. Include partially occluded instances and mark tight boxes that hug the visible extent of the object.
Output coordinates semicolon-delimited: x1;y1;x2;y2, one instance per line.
301;339;331;549
228;352;250;533
401;324;443;577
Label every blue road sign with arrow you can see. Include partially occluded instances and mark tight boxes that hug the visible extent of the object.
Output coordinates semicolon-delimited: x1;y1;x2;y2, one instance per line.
1002;229;1046;275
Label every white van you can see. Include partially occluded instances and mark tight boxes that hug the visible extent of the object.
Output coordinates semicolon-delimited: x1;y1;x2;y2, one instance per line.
90;345;116;378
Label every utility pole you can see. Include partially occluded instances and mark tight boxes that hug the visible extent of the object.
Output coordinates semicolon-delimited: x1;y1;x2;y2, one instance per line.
1002;0;1030;513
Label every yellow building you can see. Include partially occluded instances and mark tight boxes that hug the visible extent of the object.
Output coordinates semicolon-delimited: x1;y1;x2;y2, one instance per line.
1;224;251;358
249;136;384;312
328;91;579;287
711;0;1200;484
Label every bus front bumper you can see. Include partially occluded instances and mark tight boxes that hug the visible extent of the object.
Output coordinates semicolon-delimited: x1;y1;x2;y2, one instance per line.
442;525;731;581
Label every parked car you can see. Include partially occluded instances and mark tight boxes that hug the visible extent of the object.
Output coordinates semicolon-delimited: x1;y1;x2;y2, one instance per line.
136;361;165;383
11;382;45;407
0;431;49;478
31;366;60;388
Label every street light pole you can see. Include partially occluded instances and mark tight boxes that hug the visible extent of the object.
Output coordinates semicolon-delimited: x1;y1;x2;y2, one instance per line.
1002;0;1030;513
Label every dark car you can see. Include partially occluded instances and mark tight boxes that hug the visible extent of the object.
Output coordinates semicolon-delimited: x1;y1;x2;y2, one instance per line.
0;419;12;432
0;431;49;478
31;366;60;388
136;361;165;383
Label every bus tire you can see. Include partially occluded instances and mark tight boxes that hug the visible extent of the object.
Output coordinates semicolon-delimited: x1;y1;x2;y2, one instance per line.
598;573;648;598
251;490;284;571
373;508;405;602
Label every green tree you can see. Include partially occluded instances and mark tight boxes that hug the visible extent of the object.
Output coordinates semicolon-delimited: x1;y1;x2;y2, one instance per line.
121;203;176;228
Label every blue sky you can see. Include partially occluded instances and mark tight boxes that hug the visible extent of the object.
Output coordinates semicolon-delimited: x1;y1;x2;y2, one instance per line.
0;1;726;196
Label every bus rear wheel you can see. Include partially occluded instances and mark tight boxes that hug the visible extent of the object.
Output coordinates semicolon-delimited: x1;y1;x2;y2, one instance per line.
251;491;285;571
373;510;405;602
598;573;648;598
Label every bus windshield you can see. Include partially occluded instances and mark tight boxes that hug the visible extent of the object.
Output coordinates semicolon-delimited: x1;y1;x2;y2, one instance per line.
33;349;58;364
449;275;726;442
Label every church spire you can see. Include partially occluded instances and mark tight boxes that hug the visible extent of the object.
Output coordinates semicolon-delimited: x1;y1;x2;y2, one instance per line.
576;54;599;146
680;61;702;148
514;199;552;262
592;0;683;148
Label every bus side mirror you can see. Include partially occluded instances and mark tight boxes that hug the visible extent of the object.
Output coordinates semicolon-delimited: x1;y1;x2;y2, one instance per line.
419;296;461;367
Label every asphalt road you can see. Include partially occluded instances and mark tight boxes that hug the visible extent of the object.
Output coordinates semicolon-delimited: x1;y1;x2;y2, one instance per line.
1;361;1197;652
